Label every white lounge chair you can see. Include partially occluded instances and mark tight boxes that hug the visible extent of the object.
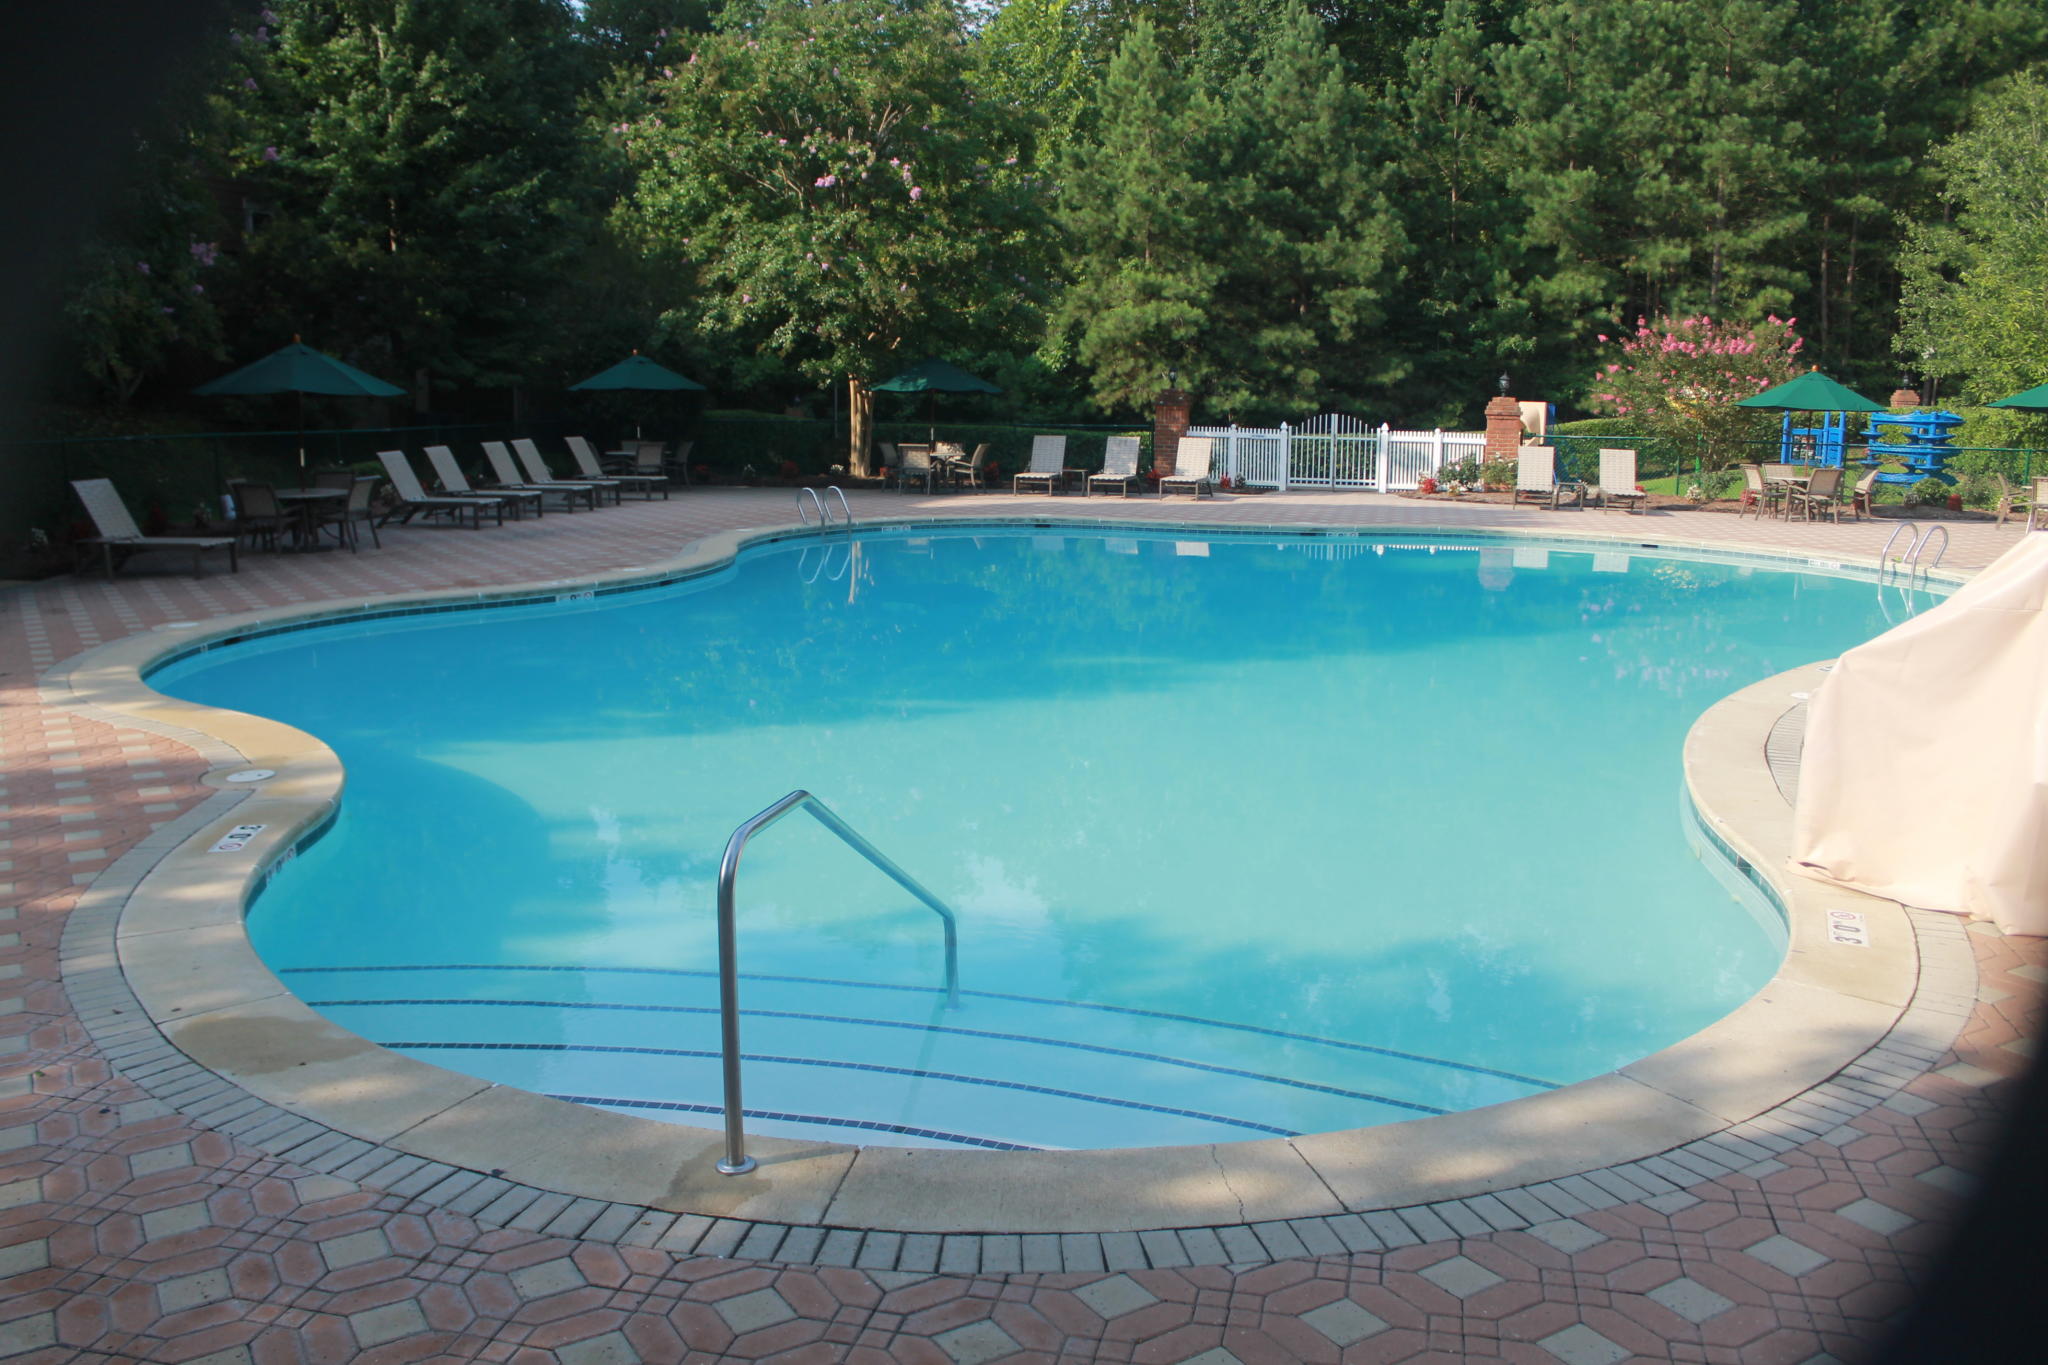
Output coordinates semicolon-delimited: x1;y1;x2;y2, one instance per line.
1158;437;1215;498
1597;448;1649;514
1087;436;1143;497
567;435;666;500
515;438;620;505
71;478;237;577
481;440;598;511
424;445;543;520
1513;444;1576;508
1013;435;1079;495
374;450;503;528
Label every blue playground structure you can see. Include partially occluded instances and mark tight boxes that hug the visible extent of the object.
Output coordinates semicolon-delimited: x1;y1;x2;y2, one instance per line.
1863;410;1963;486
1778;408;1963;486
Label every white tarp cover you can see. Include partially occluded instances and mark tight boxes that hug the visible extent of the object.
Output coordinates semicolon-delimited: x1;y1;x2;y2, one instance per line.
1791;533;2048;936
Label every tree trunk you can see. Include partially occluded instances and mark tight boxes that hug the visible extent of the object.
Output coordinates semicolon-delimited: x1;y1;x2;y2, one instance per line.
847;376;874;478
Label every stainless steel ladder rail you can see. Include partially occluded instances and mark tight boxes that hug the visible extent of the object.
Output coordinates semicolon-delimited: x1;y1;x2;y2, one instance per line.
1877;521;1948;585
1877;522;1919;582
794;486;855;529
1905;523;1948;577
713;790;960;1175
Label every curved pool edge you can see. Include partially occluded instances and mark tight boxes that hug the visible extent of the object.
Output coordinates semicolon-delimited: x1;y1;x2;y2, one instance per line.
47;517;1974;1251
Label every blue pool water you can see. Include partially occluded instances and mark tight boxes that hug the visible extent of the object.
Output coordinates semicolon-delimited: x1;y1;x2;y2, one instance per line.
153;528;1933;1151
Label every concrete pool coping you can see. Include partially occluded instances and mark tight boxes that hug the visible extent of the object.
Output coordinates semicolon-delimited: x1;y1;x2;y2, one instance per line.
48;515;1980;1261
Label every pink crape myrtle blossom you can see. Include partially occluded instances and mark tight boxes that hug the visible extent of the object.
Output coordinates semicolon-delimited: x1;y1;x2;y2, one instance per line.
1588;313;1805;472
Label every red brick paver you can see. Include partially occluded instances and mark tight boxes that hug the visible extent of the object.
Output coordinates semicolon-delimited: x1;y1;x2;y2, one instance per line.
1;489;2038;1363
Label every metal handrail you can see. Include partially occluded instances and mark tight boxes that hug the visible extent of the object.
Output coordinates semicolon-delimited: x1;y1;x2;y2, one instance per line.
795;486;825;526
827;485;854;526
713;789;960;1175
1906;524;1948;576
1878;522;1918;580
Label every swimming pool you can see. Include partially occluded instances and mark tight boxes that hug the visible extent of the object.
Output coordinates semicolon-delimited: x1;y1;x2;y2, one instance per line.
153;527;1930;1152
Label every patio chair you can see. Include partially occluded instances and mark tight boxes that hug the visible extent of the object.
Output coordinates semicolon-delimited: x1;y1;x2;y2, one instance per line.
1789;465;1845;523
314;475;383;551
1738;464;1781;519
933;442;990;490
226;479;289;552
481;440;599;511
1013;435;1077;494
1596;448;1649;514
897;443;940;493
567;435;667;500
71;478;237;578
1513;444;1572;508
2031;479;2048;533
1850;468;1879;521
424;445;543;520
374;450;502;528
659;439;694;485
1159;437;1216;498
1087;436;1143;497
516;438;621;505
1995;472;2031;526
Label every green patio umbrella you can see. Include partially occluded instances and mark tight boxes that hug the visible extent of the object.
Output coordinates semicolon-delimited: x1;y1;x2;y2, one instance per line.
193;338;405;482
1988;381;2048;411
870;358;1001;443
1734;370;1887;413
567;351;707;440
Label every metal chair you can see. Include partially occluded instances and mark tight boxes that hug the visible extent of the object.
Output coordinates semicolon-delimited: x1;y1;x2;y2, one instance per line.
228;480;289;552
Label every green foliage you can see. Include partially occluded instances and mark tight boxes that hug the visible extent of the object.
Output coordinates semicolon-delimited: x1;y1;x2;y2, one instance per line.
1898;67;2048;402
618;0;1048;389
1055;7;1400;417
214;0;601;390
1905;476;1950;507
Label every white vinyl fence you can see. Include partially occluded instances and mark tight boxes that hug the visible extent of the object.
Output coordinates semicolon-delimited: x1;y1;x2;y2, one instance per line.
1188;415;1485;491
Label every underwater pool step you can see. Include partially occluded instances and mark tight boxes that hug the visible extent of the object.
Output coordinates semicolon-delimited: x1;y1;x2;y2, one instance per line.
289;964;1554;1150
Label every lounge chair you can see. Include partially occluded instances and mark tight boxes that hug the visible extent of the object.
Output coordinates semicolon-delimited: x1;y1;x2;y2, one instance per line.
567;435;667;500
71;478;237;578
374;450;503;528
2032;479;2048;532
515;438;620;505
1596;448;1649;514
1158;437;1215;498
898;443;939;493
1087;436;1143;497
481;440;598;511
1789;465;1845;523
1513;444;1573;508
1013;435;1080;495
312;472;382;551
424;445;543;520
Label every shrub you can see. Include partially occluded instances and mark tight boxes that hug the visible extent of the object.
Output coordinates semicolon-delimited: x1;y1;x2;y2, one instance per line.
1437;455;1481;486
1479;457;1515;491
1905;477;1950;507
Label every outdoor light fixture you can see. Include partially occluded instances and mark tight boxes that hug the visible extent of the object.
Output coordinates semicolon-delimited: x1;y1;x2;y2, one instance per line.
1168;368;1178;389
1497;372;1510;396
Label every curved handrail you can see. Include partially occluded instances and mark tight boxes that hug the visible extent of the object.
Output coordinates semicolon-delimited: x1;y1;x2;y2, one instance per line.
1877;521;1918;580
827;485;854;526
1906;523;1948;576
713;789;961;1174
795;487;825;527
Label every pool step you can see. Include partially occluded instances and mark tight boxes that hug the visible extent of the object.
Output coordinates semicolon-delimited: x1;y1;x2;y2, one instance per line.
285;965;1551;1150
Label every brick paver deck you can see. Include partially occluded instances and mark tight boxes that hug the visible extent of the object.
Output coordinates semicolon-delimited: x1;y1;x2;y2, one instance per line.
1;489;2038;1363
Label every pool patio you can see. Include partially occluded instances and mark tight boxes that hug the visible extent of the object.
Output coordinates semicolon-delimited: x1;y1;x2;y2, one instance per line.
1;488;2039;1364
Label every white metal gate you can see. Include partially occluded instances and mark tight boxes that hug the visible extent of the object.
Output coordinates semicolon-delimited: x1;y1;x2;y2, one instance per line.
1191;419;1485;492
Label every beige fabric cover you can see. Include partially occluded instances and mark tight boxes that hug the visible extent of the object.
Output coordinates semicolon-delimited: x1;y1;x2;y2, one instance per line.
1790;534;2048;935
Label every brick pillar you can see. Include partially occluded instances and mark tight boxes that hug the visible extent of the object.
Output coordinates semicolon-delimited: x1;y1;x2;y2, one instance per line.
1890;388;1922;410
1484;395;1523;465
1152;389;1191;475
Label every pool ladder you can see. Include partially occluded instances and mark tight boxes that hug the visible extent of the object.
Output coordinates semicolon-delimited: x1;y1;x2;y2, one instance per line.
1878;521;1947;583
797;485;853;529
712;790;959;1175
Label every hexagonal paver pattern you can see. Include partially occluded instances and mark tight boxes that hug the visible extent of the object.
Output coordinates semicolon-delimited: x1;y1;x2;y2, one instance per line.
935;1318;1022;1365
1836;1198;1916;1235
1745;1234;1831;1277
1540;1323;1633;1365
1648;1276;1735;1324
1528;1218;1610;1253
1420;1254;1505;1298
1301;1297;1389;1345
1076;1272;1159;1319
713;1285;797;1334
